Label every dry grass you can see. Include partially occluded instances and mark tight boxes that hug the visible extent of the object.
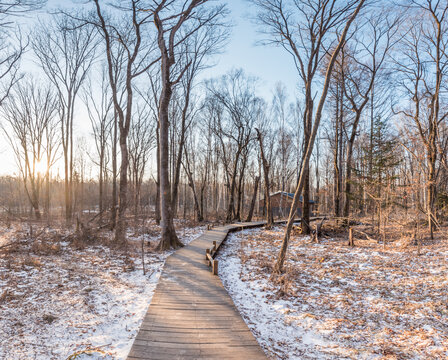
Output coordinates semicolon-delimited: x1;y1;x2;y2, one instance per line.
0;219;205;359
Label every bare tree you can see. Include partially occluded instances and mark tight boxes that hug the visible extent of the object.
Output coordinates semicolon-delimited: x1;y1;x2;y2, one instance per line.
256;124;274;229
206;69;258;222
137;73;161;223
32;14;98;223
253;0;366;235
341;10;399;223
1;78;58;219
129;104;156;216
0;0;45;105
152;0;228;250
89;0;158;246
83;66;113;221
252;0;367;272
394;0;448;239
170;23;228;216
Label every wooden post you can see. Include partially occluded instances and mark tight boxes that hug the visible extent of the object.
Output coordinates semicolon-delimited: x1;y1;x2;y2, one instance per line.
348;228;354;247
212;259;218;275
206;248;211;265
212;241;217;252
141;238;146;275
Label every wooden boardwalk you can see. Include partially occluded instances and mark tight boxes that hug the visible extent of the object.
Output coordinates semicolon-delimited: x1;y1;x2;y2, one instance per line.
127;221;269;360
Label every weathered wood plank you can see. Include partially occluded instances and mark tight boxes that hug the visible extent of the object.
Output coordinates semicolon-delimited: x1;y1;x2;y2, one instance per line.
126;219;317;359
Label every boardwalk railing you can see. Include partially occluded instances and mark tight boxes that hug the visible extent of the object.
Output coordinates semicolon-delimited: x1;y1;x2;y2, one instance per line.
205;241;219;275
204;218;324;275
204;222;265;275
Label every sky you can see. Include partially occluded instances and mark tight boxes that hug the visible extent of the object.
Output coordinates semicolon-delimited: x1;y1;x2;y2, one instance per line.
0;0;300;177
200;1;299;98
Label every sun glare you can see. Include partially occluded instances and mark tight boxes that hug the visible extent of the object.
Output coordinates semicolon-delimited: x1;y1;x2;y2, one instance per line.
35;159;48;175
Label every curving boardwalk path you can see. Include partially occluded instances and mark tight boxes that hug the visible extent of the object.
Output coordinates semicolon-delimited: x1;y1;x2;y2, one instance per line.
127;221;269;360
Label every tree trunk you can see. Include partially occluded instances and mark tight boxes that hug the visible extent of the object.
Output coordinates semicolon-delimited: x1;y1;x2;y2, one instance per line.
343;111;363;224
246;176;259;222
235;154;247;221
111;108;118;229
171;90;190;215
226;156;239;223
302;166;311;232
114;130;129;247
343;141;354;224
99;149;104;221
301;97;312;234
156;50;183;250
155;124;161;224
334;84;341;217
427;153;436;239
256;129;273;229
274;0;364;273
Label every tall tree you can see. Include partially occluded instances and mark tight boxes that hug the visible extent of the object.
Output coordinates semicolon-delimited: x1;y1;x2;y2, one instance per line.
33;14;97;223
129;104;156;216
152;0;228;250
253;0;365;235
83;67;113;221
256;125;274;229
206;69;258;222
89;0;157;246
395;0;448;239
170;24;228;215
1;79;58;219
341;10;399;223
252;0;367;272
0;0;45;105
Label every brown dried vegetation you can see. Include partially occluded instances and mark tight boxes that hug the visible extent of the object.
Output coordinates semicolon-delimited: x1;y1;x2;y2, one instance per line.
234;219;448;359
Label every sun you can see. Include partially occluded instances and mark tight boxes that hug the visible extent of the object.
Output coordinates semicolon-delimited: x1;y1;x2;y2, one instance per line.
35;158;48;175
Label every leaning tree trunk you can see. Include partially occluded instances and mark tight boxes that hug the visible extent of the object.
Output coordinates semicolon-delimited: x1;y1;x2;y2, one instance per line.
274;0;365;273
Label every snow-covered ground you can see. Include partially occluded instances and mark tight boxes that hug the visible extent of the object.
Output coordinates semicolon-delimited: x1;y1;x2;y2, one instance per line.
0;223;203;360
218;226;448;359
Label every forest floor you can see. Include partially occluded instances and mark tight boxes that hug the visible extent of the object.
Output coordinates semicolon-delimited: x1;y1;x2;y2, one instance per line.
0;220;204;360
218;221;448;360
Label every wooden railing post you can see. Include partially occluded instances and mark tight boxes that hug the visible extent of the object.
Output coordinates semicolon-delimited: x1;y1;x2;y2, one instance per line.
212;259;218;275
348;228;354;247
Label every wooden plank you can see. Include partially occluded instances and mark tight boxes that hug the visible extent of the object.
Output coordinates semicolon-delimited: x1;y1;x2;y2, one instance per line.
125;221;330;359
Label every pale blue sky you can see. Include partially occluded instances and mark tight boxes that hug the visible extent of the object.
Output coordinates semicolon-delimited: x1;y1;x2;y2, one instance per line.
200;1;299;98
0;0;300;176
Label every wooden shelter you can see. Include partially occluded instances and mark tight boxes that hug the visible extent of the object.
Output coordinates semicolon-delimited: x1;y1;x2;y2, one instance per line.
259;191;316;218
